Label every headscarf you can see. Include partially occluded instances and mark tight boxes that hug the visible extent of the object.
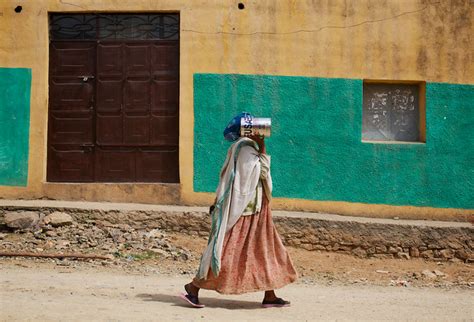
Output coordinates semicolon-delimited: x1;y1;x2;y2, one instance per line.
223;112;253;142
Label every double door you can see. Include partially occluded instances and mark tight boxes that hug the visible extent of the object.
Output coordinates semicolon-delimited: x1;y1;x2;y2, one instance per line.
47;14;179;183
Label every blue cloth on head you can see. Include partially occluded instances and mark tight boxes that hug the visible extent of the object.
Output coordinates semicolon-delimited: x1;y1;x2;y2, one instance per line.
223;112;253;141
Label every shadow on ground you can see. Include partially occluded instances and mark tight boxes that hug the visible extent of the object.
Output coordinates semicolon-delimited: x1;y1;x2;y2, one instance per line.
137;293;263;310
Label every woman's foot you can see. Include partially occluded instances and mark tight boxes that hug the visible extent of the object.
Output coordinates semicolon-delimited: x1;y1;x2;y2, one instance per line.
179;283;204;308
185;283;199;297
262;297;291;308
262;290;290;308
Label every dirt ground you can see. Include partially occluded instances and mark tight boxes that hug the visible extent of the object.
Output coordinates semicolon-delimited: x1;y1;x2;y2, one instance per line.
168;233;474;289
1;232;474;321
1;231;473;288
1;260;473;322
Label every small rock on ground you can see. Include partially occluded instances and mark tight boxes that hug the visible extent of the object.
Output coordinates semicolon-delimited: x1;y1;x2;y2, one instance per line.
4;212;40;229
422;269;437;279
43;212;74;227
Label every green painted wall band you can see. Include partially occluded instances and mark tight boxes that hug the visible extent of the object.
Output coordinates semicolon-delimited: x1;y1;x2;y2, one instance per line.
0;68;32;187
193;73;474;209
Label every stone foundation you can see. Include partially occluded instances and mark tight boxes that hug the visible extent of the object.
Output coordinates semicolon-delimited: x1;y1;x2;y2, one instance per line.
1;207;472;262
275;216;473;261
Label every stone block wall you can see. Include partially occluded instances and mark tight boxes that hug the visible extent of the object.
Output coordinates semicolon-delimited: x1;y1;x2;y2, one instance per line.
1;207;472;262
274;216;473;261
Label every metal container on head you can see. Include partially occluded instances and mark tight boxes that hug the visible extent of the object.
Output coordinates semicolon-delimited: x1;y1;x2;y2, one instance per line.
240;115;272;138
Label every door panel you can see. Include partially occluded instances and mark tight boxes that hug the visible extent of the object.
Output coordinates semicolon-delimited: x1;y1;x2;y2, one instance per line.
125;43;150;75
48;145;95;182
151;79;178;113
123;116;150;145
136;148;179;182
51;42;95;76
151;42;179;74
96;80;122;112
96;115;123;145
95;148;135;182
97;43;123;75
124;79;150;112
49;112;93;144
50;79;93;111
150;116;178;146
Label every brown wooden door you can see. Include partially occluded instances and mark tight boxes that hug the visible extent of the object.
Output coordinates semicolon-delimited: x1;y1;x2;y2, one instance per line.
48;14;179;183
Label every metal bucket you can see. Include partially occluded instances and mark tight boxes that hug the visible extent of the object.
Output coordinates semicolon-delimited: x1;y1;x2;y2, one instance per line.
240;115;271;138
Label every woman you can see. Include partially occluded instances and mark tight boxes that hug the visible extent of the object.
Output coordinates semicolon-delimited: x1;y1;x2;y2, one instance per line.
180;113;298;308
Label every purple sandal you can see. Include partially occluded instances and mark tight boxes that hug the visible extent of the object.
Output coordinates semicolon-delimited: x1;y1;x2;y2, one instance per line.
178;284;205;308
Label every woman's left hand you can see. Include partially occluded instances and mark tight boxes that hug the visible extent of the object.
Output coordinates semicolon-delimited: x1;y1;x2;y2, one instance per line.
250;135;266;154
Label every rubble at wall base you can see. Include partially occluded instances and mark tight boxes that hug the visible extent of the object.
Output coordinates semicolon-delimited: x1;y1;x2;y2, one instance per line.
0;208;472;262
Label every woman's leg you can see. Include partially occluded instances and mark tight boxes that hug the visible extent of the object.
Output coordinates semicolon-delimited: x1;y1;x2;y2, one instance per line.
180;282;205;308
185;282;200;297
263;290;278;301
262;290;291;307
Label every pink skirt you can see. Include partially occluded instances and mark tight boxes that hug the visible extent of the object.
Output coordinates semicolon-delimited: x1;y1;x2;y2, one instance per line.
193;198;298;294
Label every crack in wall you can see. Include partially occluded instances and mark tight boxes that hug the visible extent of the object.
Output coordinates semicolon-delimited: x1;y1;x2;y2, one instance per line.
59;0;86;10
182;2;440;36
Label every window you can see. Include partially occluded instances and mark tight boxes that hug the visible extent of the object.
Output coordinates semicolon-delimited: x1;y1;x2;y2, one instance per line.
362;81;426;143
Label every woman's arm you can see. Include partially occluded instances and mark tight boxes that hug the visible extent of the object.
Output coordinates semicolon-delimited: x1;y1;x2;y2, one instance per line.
249;135;270;180
251;135;266;154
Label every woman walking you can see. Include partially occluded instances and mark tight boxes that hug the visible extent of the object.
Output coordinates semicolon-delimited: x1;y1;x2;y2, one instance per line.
180;113;298;308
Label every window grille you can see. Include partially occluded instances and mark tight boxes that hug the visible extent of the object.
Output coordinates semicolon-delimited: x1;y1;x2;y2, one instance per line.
50;14;179;40
362;82;425;142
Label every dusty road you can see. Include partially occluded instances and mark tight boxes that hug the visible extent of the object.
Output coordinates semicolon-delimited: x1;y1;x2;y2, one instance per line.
1;264;472;322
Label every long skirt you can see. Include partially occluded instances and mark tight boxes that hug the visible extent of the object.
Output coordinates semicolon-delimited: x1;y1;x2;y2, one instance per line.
193;198;298;294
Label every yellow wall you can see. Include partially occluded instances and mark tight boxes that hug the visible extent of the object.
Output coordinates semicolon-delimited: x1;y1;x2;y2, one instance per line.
0;0;472;220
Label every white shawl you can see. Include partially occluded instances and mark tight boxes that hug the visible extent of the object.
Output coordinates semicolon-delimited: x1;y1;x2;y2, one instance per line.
197;137;272;279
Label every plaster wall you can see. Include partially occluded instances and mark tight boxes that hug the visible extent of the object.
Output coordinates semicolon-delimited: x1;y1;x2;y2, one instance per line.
0;0;472;220
194;74;473;218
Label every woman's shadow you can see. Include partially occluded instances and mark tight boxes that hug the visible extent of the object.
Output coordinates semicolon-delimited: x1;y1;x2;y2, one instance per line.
137;293;263;310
